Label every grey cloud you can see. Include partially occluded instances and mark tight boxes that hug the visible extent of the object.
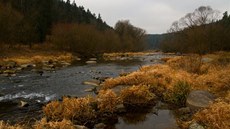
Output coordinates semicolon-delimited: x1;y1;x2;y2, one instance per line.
72;0;230;34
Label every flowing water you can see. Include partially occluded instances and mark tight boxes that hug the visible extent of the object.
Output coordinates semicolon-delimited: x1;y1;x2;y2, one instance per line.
0;53;178;128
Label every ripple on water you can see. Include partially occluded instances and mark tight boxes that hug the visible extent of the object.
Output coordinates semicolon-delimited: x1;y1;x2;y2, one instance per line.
0;91;56;102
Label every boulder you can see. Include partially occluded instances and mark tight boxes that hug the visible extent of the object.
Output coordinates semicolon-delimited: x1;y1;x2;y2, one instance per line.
186;90;215;111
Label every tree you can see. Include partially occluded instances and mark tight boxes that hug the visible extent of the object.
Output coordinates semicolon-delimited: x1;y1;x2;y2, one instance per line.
114;20;147;51
169;6;220;32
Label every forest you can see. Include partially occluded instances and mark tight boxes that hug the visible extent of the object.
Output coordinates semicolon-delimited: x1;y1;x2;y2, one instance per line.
160;6;230;54
0;0;146;55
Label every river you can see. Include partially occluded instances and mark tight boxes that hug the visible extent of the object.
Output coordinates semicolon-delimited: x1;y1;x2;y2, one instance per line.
0;53;178;129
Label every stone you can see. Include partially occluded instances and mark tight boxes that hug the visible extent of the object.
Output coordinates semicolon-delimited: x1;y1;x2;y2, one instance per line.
94;123;106;129
84;87;96;92
189;122;205;129
89;58;97;61
86;61;97;64
186;90;215;111
116;104;126;113
82;80;100;86
19;101;29;107
75;125;88;129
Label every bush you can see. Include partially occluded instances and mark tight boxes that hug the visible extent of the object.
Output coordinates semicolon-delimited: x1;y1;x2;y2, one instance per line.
120;85;155;107
43;96;96;122
97;90;120;113
164;81;191;106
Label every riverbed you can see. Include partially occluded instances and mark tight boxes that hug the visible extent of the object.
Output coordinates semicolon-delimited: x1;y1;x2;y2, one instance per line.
0;53;178;128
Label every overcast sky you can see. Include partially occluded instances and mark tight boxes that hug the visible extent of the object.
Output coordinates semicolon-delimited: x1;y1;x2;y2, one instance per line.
71;0;230;34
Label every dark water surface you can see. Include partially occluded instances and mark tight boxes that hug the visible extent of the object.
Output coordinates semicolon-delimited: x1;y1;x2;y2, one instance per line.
0;53;178;128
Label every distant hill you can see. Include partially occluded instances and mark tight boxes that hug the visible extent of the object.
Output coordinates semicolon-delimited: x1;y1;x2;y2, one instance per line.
145;34;168;49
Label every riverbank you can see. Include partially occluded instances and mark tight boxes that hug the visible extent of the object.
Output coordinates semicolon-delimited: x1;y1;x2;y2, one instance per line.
1;52;230;129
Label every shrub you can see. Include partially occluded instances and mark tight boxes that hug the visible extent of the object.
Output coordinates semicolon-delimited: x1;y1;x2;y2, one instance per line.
43;96;96;122
97;90;120;113
194;101;230;129
120;85;155;107
34;118;75;129
164;81;191;106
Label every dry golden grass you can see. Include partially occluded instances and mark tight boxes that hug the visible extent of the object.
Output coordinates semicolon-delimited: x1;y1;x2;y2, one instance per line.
103;51;157;60
0;121;24;129
120;85;155;106
166;55;203;74
97;90;120;113
103;64;192;91
43;96;96;121
194;101;230;129
34;118;75;129
1;52;73;65
194;65;230;95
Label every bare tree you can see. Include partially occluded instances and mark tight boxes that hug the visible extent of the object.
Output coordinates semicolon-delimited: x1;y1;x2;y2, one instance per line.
169;6;220;32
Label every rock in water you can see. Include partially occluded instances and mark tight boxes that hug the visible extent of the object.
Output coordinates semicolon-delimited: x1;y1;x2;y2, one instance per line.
75;125;88;129
19;101;29;107
186;90;215;111
86;60;97;64
82;80;100;86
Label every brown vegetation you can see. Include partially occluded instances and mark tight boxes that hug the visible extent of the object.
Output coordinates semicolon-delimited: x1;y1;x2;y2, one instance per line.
43;96;96;122
0;121;24;129
34;118;75;129
120;85;156;106
97;90;120;113
194;101;230;129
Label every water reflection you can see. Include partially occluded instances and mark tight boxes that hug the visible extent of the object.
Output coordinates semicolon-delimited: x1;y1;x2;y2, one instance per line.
116;109;178;129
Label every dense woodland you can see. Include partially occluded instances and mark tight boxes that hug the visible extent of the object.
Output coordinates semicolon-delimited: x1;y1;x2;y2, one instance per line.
160;6;230;54
0;2;229;55
0;0;146;55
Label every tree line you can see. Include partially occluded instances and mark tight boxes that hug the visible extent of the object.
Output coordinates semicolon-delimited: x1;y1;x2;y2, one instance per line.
160;6;230;54
0;0;147;54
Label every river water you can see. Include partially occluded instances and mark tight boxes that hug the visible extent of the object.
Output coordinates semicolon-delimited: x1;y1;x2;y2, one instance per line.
0;53;178;128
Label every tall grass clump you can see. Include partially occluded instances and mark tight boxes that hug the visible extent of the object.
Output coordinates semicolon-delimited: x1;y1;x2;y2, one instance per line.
120;85;156;107
167;56;203;74
164;81;191;106
43;96;96;122
194;101;230;129
97;90;120;113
